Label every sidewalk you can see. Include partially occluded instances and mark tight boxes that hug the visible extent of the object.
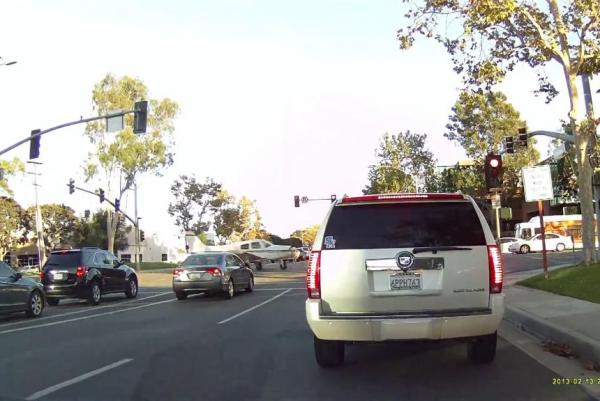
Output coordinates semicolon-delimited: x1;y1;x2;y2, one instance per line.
504;267;600;367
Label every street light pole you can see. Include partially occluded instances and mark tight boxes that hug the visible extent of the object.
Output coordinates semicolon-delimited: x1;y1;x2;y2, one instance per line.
134;182;141;272
27;161;45;270
582;74;600;253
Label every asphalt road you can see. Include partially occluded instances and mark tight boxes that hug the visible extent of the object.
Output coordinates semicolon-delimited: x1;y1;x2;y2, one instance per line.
0;261;593;401
503;249;584;274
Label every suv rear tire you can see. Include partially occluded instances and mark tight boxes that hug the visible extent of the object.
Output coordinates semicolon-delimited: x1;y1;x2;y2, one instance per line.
467;332;497;364
88;281;102;306
314;336;344;367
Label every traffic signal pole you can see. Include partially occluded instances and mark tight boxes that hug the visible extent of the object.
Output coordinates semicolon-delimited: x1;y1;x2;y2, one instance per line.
0;101;147;158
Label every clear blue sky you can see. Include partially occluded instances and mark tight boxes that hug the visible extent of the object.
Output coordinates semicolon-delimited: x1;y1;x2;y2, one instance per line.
1;0;596;237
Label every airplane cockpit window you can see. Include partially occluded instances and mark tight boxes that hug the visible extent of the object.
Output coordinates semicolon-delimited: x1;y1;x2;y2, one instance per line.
241;244;249;250
251;242;261;249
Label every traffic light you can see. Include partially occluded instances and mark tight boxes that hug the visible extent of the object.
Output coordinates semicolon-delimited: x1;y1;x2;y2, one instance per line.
484;154;503;191
29;129;41;160
68;178;75;194
517;127;528;147
133;100;148;134
330;194;337;203
99;189;105;203
294;195;300;208
140;230;145;242
114;198;120;212
504;137;514;154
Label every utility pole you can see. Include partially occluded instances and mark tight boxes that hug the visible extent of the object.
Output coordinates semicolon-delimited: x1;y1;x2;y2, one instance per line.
27;161;45;270
134;182;141;272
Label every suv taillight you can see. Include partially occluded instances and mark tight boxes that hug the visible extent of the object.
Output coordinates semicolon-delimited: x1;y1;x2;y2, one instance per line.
75;266;87;279
487;245;503;294
306;251;321;299
40;271;45;281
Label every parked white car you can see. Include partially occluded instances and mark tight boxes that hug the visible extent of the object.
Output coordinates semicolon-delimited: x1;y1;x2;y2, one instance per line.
508;233;573;254
498;237;519;253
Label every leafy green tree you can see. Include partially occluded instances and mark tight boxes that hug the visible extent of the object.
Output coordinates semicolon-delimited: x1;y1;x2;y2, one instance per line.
426;164;486;197
445;90;539;200
168;175;222;234
0;197;26;261
0;157;25;196
73;210;131;251
237;196;265;241
84;74;179;253
25;204;78;251
290;224;320;246
364;131;435;194
397;0;600;263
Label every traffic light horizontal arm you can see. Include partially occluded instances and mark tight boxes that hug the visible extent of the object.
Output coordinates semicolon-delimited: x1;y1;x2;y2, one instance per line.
528;130;575;143
0;109;135;158
67;183;138;227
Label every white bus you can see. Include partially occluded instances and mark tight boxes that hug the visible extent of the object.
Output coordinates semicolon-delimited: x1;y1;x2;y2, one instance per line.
514;214;597;247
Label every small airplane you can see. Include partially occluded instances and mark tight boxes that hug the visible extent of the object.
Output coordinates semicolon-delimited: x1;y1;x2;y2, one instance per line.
204;239;298;270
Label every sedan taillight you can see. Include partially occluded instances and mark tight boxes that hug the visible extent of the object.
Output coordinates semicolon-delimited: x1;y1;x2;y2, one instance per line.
173;268;185;276
205;267;223;277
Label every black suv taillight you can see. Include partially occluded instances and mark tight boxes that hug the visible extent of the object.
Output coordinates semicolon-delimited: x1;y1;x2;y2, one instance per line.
75;266;87;279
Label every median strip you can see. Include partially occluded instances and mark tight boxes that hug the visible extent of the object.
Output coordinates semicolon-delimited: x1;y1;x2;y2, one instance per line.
26;358;133;400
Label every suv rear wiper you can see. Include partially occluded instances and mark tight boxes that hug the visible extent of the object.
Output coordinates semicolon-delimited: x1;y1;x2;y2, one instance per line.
412;246;472;255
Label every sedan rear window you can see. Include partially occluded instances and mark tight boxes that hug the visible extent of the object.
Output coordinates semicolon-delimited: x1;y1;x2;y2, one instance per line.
182;254;223;266
45;252;82;268
323;201;486;249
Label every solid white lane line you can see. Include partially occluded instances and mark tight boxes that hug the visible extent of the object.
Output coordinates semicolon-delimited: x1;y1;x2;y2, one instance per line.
218;289;292;325
0;299;175;336
25;358;133;400
0;292;172;329
253;287;304;291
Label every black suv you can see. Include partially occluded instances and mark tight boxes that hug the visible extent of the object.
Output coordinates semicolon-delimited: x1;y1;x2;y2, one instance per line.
41;248;138;305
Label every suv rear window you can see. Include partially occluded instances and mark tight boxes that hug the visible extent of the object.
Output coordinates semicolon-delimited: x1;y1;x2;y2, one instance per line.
45;251;82;268
323;202;486;249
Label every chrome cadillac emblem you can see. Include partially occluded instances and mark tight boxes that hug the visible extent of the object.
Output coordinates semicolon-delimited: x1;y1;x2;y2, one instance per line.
396;251;415;272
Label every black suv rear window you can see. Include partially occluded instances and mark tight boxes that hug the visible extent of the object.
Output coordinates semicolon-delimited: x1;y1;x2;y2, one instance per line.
45;252;82;268
323;202;486;249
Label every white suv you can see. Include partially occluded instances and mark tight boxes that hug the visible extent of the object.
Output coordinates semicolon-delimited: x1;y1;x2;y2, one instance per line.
305;193;504;367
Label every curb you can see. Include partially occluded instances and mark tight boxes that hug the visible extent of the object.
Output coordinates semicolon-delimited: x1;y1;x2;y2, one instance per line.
504;304;600;366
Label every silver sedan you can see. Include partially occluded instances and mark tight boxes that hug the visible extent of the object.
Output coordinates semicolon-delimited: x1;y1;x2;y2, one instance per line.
172;252;254;300
0;261;45;318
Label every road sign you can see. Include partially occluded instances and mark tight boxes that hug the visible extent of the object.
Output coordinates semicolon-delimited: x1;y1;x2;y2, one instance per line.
491;194;501;209
523;165;553;202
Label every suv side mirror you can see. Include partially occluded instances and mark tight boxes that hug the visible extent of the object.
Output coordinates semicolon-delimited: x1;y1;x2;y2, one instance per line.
113;259;123;268
13;272;22;281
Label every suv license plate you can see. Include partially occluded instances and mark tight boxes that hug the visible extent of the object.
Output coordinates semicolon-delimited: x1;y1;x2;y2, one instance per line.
390;273;422;290
53;273;65;280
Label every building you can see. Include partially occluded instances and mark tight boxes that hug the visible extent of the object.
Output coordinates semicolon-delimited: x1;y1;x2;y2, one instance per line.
116;230;216;263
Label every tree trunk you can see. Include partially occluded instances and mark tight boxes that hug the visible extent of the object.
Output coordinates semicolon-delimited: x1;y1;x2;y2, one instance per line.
569;74;597;264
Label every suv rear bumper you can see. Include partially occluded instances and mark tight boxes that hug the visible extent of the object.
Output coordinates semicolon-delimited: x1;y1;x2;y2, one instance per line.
306;294;504;341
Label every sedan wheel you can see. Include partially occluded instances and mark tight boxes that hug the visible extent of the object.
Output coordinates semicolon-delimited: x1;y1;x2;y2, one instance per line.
224;279;234;299
246;276;254;292
520;245;530;254
26;290;44;318
556;243;566;252
125;278;138;298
